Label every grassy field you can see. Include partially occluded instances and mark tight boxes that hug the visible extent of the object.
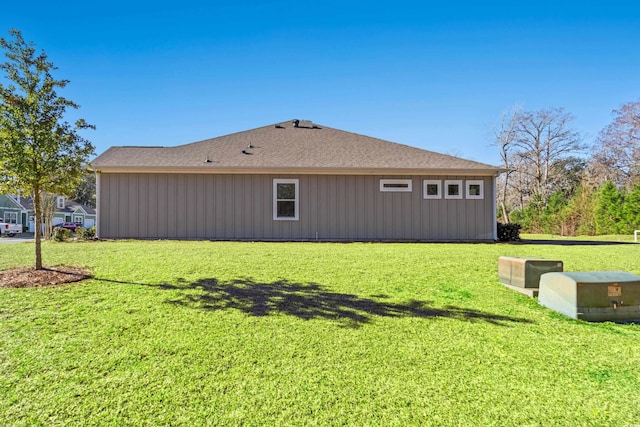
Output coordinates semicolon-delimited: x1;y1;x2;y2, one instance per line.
1;239;639;426
522;233;639;242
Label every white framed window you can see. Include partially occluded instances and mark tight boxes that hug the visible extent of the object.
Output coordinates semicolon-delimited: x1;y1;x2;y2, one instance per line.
73;215;84;225
4;212;18;224
466;180;484;199
423;180;442;199
273;179;299;220
56;196;65;209
380;179;412;192
444;180;463;199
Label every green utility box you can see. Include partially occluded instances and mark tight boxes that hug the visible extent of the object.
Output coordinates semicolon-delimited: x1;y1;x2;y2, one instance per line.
539;271;640;322
498;256;564;288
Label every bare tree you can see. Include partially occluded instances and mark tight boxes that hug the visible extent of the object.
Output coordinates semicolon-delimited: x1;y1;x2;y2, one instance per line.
511;108;585;205
508;151;536;210
591;100;640;189
492;106;521;223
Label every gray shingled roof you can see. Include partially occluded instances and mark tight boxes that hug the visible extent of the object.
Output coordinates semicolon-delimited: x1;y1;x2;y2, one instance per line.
91;120;501;174
17;196;96;215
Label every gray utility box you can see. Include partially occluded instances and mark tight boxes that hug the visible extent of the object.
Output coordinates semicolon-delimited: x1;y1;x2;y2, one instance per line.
539;271;640;322
498;256;564;288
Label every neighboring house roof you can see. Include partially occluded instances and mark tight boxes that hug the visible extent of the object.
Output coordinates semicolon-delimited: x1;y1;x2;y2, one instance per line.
9;196;96;215
58;199;96;215
91;120;503;175
1;195;27;210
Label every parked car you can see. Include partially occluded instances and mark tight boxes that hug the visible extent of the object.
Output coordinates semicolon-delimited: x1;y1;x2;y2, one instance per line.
0;222;23;237
53;222;79;232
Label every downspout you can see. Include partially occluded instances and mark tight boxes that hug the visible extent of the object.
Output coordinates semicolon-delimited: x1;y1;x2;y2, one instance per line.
95;170;101;238
492;175;498;241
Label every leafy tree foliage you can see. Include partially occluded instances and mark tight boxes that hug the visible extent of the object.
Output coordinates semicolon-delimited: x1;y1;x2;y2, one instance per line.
560;185;597;236
623;184;640;231
71;172;96;208
594;182;625;235
0;29;94;269
492;103;640;237
549;157;586;199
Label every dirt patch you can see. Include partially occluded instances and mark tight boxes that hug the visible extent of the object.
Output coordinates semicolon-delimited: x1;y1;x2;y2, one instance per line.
0;266;91;288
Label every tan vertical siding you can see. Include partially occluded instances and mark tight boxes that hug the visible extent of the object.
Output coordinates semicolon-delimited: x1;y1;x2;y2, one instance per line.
204;176;215;237
156;174;166;237
195;175;205;238
98;173;495;241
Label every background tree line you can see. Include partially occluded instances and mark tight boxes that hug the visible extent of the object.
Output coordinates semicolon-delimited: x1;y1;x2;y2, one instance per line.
494;101;640;235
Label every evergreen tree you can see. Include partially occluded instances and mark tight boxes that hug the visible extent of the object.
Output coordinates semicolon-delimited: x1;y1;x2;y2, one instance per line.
561;185;597;236
540;191;569;234
595;182;625;234
623;184;640;231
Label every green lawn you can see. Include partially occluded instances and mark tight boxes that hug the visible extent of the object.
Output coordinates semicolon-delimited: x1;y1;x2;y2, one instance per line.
522;233;639;243
1;240;639;426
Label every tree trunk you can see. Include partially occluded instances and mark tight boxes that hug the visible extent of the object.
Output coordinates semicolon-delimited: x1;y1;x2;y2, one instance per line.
500;172;511;223
501;201;510;224
33;188;43;270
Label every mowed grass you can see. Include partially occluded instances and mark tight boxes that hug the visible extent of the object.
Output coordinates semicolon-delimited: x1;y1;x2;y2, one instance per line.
1;240;639;426
522;233;639;243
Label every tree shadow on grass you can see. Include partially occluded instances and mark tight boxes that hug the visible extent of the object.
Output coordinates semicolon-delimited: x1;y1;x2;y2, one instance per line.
155;277;534;329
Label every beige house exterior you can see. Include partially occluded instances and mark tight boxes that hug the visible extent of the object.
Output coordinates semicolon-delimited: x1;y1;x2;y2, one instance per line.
91;120;503;241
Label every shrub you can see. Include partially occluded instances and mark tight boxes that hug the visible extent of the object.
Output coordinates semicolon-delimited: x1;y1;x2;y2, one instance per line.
75;226;86;239
53;227;73;242
497;222;521;242
76;226;96;240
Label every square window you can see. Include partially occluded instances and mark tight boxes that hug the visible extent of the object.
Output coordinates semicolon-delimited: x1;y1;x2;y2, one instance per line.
445;180;463;199
380;179;412;192
273;179;299;220
466;180;484;199
423;180;442;199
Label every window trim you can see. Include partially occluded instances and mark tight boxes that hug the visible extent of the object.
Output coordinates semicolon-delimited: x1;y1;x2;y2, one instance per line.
466;180;484;199
444;180;463;199
423;180;442;199
273;179;299;221
73;215;84;224
379;179;412;192
56;196;65;209
4;211;18;224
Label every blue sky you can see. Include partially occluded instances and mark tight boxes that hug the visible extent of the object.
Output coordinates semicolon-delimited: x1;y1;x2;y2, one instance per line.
2;1;639;165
